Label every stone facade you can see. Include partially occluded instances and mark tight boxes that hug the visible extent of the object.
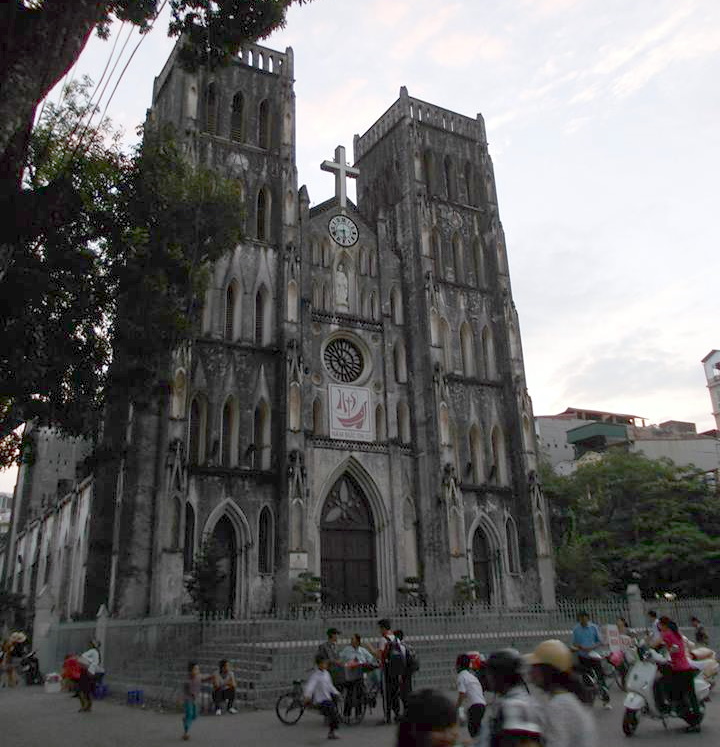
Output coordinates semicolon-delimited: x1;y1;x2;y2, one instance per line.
5;40;554;619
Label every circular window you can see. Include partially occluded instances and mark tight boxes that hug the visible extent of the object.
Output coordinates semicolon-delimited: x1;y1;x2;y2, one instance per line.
323;338;364;383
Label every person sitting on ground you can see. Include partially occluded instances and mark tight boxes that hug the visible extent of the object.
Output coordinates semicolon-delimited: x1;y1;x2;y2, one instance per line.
304;654;341;740
690;616;709;646
571;611;610;709
527;639;597;747
212;659;238;715
396;689;459;747
477;648;544;747
340;634;376;720
456;653;486;738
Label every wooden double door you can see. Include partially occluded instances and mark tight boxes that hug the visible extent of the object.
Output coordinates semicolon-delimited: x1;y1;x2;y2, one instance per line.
320;474;377;605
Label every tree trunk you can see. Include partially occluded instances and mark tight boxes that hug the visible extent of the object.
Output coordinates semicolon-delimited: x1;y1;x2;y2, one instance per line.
0;2;107;278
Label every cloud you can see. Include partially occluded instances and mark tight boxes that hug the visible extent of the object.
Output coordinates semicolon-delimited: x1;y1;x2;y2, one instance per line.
387;4;463;60
429;32;507;68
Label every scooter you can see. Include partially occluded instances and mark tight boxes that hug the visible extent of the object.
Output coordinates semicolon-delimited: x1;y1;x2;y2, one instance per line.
622;644;711;736
572;649;611;706
684;636;718;689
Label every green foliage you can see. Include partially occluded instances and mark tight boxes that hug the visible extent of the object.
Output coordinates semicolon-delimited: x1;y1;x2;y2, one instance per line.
454;575;483;603
292;571;322;604
543;450;720;597
0;80;243;467
184;538;227;614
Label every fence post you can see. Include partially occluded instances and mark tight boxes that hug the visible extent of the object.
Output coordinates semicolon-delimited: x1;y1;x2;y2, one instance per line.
626;584;644;629
95;604;109;657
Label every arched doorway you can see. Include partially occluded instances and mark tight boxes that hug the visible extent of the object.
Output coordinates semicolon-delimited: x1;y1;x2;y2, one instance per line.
472;527;494;604
320;474;377;605
212;516;238;614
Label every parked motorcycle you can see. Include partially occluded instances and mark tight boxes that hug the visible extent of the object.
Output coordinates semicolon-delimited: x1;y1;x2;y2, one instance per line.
622;643;710;736
20;649;43;686
572;649;611;706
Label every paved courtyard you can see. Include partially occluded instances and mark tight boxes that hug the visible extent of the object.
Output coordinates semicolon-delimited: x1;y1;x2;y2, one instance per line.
1;683;717;746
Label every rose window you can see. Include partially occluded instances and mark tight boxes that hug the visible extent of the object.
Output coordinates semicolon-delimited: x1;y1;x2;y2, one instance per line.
324;338;363;383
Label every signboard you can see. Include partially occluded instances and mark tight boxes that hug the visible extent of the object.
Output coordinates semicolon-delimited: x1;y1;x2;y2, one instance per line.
329;384;373;442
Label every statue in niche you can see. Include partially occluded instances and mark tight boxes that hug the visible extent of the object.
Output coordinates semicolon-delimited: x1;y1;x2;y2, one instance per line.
335;263;349;309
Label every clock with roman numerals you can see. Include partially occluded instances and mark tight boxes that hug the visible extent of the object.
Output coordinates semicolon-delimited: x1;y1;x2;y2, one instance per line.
328;215;359;247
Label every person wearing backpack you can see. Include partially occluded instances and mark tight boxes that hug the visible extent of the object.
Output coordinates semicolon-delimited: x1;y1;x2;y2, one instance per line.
395;629;420;715
370;618;403;724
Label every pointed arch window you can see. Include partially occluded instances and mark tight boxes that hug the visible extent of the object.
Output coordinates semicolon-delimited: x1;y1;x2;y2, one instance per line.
256;187;271;241
203;82;218;135
390;286;403;325
491;425;507;485
423;149;435;193
258;99;271;148
183;503;196;572
397;401;411;443
431;229;442;278
221;398;237;466
287;280;298;323
255;286;270;346
460;322;475;377
440;318;452;372
375;404;386;441
465;161;474;205
188;396;206;464
481;325;495;378
231;92;244;141
469;424;483;483
452;233;463;282
473;237;484;287
225;281;238;341
444;155;456;201
258;506;273;573
253;400;271;469
394;341;407;383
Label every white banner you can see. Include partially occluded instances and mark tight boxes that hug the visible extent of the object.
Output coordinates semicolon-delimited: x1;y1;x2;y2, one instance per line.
328;384;374;442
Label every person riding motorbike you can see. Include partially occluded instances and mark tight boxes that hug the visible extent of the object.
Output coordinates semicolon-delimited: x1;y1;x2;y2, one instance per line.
657;616;702;732
570;611;610;708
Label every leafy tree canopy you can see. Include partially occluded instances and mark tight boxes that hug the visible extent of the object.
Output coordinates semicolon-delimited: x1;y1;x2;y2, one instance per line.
541;450;720;598
0;79;243;468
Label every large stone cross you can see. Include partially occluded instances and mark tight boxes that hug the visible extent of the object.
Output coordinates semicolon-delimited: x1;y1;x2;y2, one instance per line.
321;145;359;209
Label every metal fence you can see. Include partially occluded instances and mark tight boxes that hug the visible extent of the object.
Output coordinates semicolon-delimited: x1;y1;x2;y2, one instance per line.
47;596;720;708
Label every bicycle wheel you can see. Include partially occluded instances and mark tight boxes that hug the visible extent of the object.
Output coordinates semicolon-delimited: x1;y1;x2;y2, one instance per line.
276;692;305;724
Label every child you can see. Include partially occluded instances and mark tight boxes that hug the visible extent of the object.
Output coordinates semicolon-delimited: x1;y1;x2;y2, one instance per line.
304;655;341;740
182;661;212;741
455;653;486;738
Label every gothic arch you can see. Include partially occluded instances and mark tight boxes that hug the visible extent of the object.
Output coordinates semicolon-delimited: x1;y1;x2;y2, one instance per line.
220;395;240;467
431;228;443;278
252;398;271;469
444;155;457;200
452;232;463;281
473;237;484;287
460;322;475;377
505;514;520;574
481;325;495;378
312;397;324;435
402;497;419;579
183;502;196;572
254;284;271;346
312;457;394;606
257;505;274;574
203;81;218;134
225;279;240;341
440;318;452;372
171;368;187;418
469;423;484;483
439;402;450;445
258;98;271;148
490;424;508;485
202;499;252;616
256;186;272;241
522;414;534;453
188;394;208;464
230;91;244;141
390;286;403;325
466;515;503;605
287;279;298;323
288;383;301;431
397;401;411;443
394;340;407;383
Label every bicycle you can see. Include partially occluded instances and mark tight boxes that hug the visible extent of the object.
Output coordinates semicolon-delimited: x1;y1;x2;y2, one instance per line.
275;679;306;724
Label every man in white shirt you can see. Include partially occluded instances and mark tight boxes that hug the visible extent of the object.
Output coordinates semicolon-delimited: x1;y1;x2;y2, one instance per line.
456;653;486;737
304;655;341;740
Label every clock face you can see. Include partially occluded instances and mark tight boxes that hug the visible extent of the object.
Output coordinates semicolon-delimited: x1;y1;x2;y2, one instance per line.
328;215;359;247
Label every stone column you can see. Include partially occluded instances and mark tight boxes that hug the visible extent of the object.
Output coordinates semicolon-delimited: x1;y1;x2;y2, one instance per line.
626;583;644;630
32;584;59;674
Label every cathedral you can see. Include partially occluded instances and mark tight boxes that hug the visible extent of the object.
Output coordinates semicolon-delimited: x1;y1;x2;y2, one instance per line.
6;39;555;619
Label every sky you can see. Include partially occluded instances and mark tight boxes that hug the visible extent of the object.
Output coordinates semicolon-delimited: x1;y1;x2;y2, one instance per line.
1;0;718;491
